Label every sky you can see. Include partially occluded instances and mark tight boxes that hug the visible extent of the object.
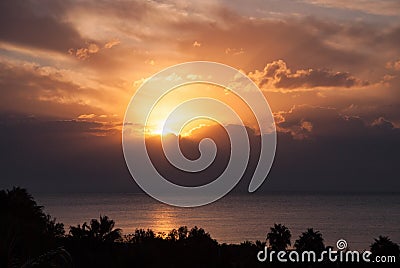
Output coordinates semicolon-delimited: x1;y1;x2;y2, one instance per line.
0;0;399;193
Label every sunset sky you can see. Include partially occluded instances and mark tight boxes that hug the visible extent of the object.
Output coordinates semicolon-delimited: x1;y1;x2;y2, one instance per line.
1;0;399;193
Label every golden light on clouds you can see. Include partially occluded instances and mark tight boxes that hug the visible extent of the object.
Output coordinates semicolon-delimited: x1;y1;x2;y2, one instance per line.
143;82;259;137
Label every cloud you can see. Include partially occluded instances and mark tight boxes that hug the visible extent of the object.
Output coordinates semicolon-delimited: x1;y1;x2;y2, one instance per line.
276;104;399;140
260;105;400;191
0;113;130;192
225;47;244;55
0;0;84;52
0;58;112;118
69;43;100;60
192;41;201;47
248;60;368;90
145;59;155;65
371;116;395;129
1;106;400;193
104;39;121;49
301;0;400;16
277;105;362;138
139;110;400;192
386;59;400;70
1;0;400;195
78;113;96;119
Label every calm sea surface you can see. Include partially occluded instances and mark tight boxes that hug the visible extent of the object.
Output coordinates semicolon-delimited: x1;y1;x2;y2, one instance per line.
34;192;400;250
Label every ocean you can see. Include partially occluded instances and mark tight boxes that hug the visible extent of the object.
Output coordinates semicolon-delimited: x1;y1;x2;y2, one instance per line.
34;192;400;250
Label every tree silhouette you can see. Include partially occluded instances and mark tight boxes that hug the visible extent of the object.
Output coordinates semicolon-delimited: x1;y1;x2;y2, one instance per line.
167;226;190;242
0;187;64;267
188;226;212;240
370;236;400;259
167;228;179;242
294;228;325;254
21;247;73;268
129;228;156;244
266;223;291;251
91;215;122;243
255;240;266;249
69;223;89;240
178;226;189;241
69;215;122;243
4;187;400;267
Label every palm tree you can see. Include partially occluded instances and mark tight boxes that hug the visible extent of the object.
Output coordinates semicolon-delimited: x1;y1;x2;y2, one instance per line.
69;215;122;243
370;236;400;258
266;223;291;251
90;215;122;243
294;228;325;254
69;223;89;240
0;187;65;267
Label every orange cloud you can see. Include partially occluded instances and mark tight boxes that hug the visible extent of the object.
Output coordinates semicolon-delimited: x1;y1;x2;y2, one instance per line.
303;0;400;16
225;47;244;56
104;39;121;49
69;43;100;60
248;60;368;91
386;59;400;71
78;113;96;119
192;41;201;47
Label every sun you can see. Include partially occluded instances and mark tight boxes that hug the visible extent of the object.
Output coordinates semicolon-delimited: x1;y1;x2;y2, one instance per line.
145;118;214;137
138;82;259;138
144;120;176;136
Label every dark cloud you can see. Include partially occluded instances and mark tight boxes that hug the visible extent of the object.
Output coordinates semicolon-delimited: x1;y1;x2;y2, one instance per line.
172;12;372;73
0;0;83;52
145;105;400;193
0;114;132;192
1;110;398;193
277;105;367;138
260;106;400;191
145;124;232;187
0;60;107;118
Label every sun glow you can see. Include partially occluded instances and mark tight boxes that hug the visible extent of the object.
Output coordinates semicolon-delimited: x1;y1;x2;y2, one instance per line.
144;120;174;136
145;118;215;137
140;82;259;138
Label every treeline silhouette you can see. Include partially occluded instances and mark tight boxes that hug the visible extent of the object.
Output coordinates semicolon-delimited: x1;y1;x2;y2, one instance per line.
1;187;399;267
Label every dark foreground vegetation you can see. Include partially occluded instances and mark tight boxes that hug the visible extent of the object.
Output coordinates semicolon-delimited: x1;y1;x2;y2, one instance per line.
1;187;399;267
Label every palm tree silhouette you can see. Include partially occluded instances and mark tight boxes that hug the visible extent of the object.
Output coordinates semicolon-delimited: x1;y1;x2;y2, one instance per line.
90;215;122;243
69;215;122;243
294;228;325;254
0;187;65;267
370;236;400;259
266;223;291;251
